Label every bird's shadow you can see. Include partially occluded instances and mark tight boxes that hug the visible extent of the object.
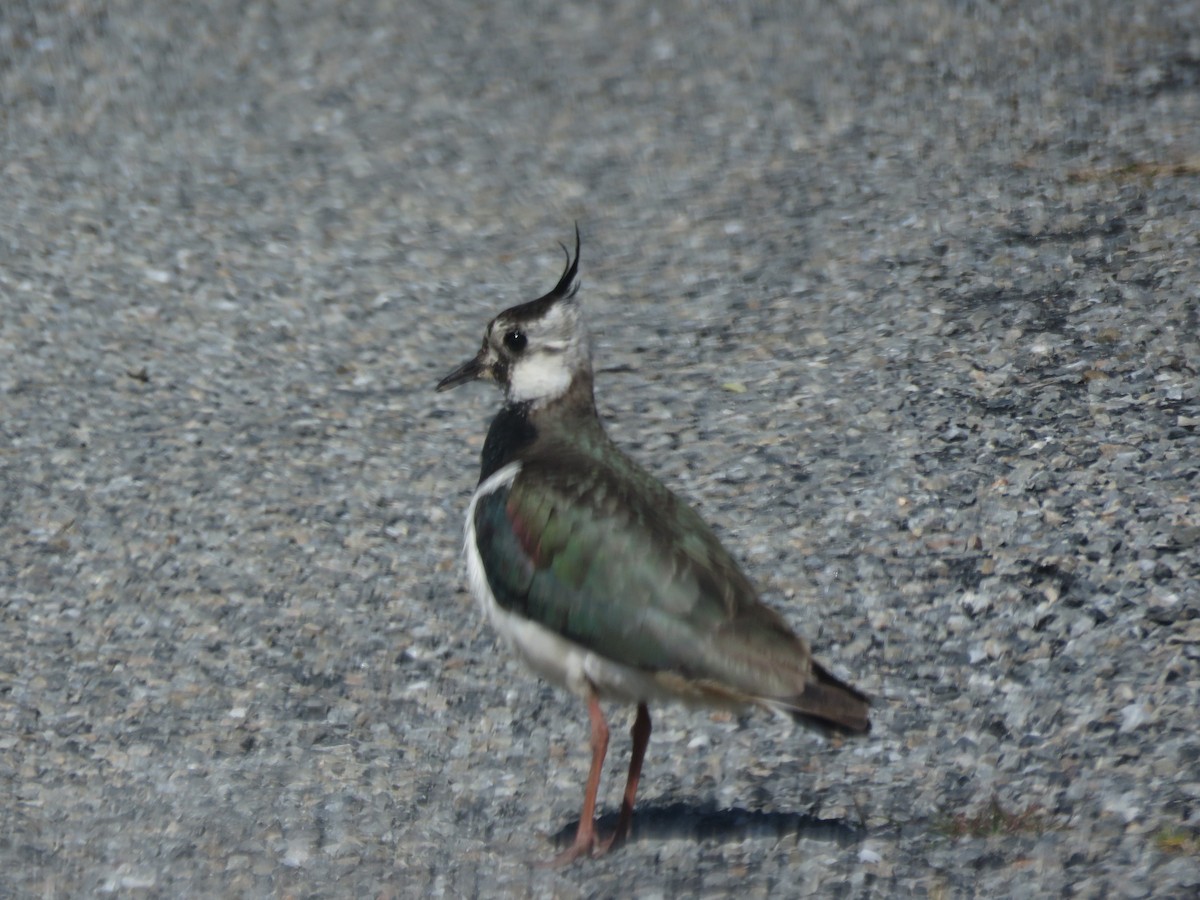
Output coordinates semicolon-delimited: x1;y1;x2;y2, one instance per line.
549;800;866;850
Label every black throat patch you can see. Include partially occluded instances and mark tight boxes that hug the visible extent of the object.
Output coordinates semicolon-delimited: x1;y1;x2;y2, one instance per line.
479;402;537;482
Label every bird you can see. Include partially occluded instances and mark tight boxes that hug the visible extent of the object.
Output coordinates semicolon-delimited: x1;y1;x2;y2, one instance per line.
436;227;870;865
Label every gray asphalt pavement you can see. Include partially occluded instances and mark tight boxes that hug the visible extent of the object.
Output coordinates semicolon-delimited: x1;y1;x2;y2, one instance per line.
3;1;1199;896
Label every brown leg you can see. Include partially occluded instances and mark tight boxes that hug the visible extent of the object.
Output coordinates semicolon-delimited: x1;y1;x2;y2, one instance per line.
598;702;651;854
541;692;609;867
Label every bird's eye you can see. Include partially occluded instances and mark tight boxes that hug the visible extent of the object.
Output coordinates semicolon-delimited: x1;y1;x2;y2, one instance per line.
503;329;527;353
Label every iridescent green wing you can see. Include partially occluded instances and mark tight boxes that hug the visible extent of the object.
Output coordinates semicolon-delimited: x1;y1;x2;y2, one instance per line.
472;453;809;696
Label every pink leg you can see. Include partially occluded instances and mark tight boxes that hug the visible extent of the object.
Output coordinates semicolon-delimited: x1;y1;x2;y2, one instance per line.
599;702;651;853
541;693;609;867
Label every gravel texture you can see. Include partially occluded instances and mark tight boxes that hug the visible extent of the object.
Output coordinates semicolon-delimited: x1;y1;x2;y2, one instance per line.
3;1;1200;896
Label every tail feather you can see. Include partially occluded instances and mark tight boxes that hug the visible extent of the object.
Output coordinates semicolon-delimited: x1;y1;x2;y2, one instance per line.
779;662;871;734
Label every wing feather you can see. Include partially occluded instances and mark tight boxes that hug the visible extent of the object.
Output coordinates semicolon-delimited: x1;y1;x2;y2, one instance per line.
474;448;812;700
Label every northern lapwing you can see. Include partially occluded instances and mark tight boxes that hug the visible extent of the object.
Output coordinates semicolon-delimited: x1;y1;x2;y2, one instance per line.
436;228;870;865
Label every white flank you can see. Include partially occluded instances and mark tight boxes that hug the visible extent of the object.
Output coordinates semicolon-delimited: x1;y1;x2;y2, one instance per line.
462;460;667;703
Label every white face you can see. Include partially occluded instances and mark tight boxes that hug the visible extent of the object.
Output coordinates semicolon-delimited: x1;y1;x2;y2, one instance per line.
489;300;590;405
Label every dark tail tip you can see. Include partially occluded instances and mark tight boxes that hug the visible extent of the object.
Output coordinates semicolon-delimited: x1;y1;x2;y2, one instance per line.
787;663;872;735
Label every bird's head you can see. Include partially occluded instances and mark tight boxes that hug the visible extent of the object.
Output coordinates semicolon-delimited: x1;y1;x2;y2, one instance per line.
436;226;589;407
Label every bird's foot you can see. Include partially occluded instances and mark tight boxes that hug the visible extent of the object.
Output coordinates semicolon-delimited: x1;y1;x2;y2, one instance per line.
594;819;631;856
537;825;598;868
537;819;629;867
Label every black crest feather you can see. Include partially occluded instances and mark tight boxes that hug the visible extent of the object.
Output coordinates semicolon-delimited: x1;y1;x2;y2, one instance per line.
507;225;582;323
551;223;582;301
